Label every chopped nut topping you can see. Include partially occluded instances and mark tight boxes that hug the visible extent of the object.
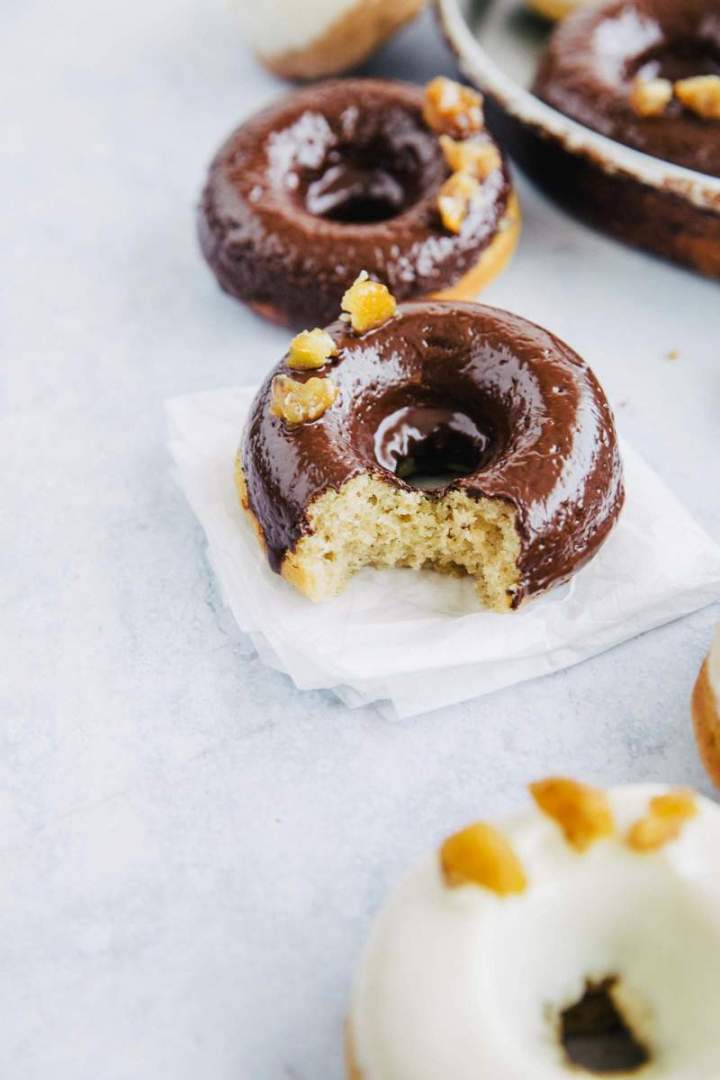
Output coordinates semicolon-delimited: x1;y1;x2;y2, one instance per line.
627;789;698;852
340;271;397;333
440;822;527;895
439;135;502;179
423;76;484;138
270;374;338;424
530;778;615;852
629;76;673;117
287;328;338;370
675;75;720;119
437;171;481;234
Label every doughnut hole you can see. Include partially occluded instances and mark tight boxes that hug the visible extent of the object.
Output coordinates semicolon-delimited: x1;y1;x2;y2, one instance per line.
373;405;495;488
277;397;521;610
486;856;720;1077
268;105;445;226
560;978;649;1073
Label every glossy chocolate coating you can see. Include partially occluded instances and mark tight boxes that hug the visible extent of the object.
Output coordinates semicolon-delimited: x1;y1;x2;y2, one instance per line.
534;0;720;177
198;80;511;327
241;302;624;605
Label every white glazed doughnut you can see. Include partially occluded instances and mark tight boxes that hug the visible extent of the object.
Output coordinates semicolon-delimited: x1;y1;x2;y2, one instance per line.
348;780;720;1079
692;626;720;787
233;0;426;80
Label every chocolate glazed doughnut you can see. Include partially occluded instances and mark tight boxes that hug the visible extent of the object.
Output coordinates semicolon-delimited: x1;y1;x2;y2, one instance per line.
198;79;520;327
534;0;720;176
237;300;624;611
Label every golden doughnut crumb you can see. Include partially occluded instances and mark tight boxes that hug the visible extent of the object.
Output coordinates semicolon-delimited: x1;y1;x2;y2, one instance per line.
675;75;720;120
628;75;673;117
530;778;615;852
438;171;481;234
439;135;502;179
287;328;338;370
340;272;397;333
440;822;527;895
627;789;698;852
274;473;521;608
423;77;484;138
270;374;338;425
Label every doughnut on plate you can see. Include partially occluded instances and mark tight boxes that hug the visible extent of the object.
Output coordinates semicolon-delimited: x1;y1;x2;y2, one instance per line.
436;0;720;277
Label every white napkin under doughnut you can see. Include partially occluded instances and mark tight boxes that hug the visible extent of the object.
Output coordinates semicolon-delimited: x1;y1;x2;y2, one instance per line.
166;385;720;719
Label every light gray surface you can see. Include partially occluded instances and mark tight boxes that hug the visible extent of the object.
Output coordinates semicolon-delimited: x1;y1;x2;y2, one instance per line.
2;2;719;1078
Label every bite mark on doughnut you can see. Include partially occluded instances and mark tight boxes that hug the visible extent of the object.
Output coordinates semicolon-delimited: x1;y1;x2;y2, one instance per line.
530;778;615;852
440;821;527;894
277;473;522;611
626;789;698;852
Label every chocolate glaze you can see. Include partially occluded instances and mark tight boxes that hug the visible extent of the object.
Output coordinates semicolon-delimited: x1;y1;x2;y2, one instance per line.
534;0;720;177
241;302;624;606
198;80;511;328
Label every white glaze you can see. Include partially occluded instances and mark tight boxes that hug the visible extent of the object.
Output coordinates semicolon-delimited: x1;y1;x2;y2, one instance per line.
350;785;720;1080
232;0;359;58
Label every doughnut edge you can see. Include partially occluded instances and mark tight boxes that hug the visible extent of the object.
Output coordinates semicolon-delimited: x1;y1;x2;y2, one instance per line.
345;1024;363;1080
429;191;521;303
692;659;720;788
231;193;521;329
257;0;426;81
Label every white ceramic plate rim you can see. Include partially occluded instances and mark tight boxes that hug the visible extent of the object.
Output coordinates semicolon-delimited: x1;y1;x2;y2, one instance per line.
437;0;720;213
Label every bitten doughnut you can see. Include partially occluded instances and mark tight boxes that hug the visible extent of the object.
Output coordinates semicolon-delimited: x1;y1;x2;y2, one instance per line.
692;626;720;786
534;0;720;176
236;285;624;610
233;0;425;81
198;78;520;327
348;779;720;1079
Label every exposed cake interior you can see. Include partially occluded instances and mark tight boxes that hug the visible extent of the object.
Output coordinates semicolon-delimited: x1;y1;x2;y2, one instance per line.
239;465;521;611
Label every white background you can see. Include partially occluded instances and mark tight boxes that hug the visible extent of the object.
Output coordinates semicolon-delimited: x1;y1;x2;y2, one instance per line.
2;1;719;1077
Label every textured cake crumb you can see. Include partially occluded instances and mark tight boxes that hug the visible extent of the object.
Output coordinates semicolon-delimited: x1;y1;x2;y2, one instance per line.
278;473;521;610
440;822;527;894
530;778;615;851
